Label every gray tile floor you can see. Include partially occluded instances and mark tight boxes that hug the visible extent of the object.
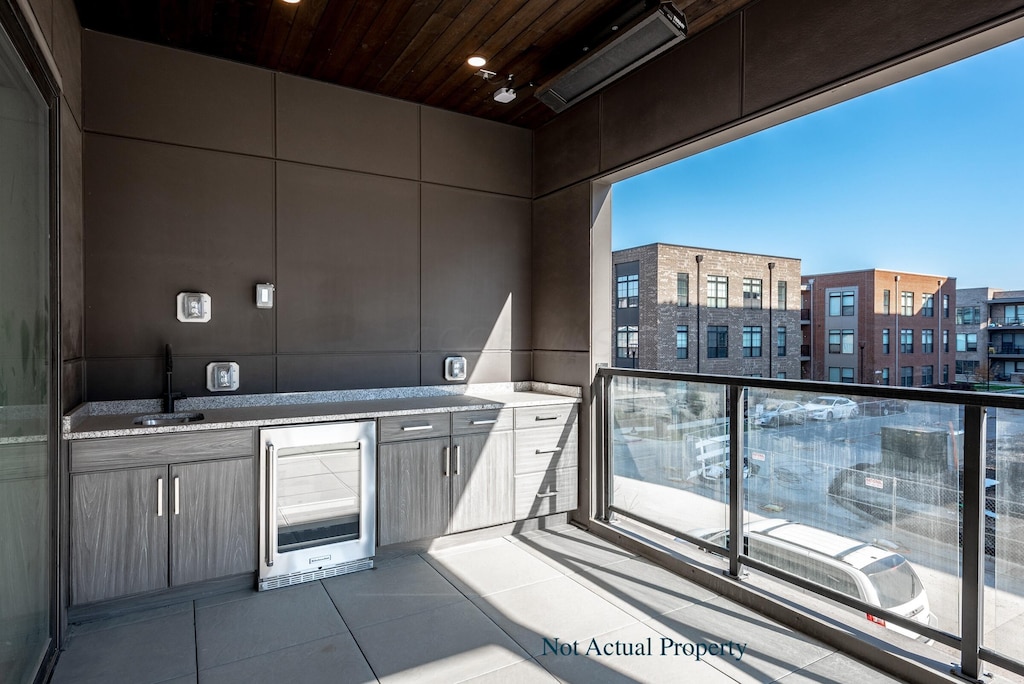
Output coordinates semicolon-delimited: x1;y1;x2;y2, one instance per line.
51;526;901;683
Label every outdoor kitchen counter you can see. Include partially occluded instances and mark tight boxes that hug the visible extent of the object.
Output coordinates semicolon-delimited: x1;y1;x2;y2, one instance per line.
63;382;581;440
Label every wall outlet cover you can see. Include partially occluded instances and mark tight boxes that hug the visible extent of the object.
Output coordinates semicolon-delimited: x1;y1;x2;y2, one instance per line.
207;362;239;391
256;283;275;309
177;292;212;322
444;356;467;381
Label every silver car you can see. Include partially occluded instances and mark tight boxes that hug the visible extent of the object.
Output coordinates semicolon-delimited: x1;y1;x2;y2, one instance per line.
805;395;859;420
756;401;808;428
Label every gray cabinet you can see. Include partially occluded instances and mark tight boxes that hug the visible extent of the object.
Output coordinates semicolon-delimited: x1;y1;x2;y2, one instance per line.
377;409;515;545
70;429;255;605
514;405;578;520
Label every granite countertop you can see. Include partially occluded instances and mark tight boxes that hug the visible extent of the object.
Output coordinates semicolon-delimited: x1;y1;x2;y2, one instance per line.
64;381;581;440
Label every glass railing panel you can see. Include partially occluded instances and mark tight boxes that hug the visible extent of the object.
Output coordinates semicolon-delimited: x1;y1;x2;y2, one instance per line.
985;405;1024;663
742;389;962;641
608;376;729;547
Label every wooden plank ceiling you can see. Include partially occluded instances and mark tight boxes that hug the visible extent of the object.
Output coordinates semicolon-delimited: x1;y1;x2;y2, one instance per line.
73;0;753;129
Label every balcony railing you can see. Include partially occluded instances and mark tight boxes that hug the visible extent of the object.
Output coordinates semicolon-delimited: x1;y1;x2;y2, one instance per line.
800;308;811;321
799;344;810;358
989;317;1024;327
990;345;1024;356
596;367;1024;681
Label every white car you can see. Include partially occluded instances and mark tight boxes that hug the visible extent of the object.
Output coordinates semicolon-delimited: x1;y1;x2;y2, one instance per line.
804;395;859;421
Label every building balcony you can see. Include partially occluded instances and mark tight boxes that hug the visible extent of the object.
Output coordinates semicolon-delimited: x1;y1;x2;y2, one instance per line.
988;316;1024;328
989;345;1024;358
800;308;811;323
800;344;810;359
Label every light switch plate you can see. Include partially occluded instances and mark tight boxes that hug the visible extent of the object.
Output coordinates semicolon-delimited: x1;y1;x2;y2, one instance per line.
256;283;275;309
207;362;239;391
444;356;467;382
177;292;212;323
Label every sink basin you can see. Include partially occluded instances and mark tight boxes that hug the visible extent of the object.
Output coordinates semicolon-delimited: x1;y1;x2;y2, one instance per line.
133;412;205;426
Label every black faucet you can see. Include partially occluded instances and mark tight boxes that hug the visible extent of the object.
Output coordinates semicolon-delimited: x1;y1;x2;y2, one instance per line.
164;343;185;413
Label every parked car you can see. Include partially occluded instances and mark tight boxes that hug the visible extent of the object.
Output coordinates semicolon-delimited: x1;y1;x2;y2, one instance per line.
805;395;859;420
859;398;910;416
756;400;808;428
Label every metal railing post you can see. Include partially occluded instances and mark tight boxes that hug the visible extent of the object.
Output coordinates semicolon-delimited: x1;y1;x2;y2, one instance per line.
728;383;745;579
957;404;986;682
595;368;609;521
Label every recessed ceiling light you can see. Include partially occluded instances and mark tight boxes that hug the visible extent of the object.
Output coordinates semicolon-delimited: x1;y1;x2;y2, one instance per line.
467;55;487;68
282;0;300;4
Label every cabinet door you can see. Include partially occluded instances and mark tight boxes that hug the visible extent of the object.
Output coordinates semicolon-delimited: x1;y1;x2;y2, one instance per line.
378;437;450;546
449;431;514;534
170;458;255;586
71;467;168;604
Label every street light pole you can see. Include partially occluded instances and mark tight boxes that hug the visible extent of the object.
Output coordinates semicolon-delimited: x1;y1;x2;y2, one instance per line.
695;254;703;373
768;261;775;378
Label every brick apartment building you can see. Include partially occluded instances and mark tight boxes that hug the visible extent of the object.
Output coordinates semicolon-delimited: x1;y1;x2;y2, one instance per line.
613;244;802;377
956;287;1024;383
802;269;956;386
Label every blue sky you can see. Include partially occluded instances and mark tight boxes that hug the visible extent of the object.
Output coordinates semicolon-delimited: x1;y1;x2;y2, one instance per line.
612;37;1024;289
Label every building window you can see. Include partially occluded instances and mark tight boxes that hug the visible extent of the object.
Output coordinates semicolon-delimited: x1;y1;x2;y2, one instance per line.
778;281;787;310
743;278;762;309
921;365;934;386
842;367;855;383
828;291;855;316
708;326;729;358
829;329;854;353
957;360;979;376
676;326;688;359
956;306;981;324
676;273;689;307
922;293;934;317
617;274;638;308
743;326;762;357
881;368;890;385
943;294;950;318
943;329;949;352
882;289;890;315
943;364;949;384
707;275;728;308
828;367;841;382
776;372;787;379
900;291;914;316
901;366;914;387
882;328;890;354
777;326;787;356
921;329;934;353
956;333;978;352
616;325;638;358
900;329;914;354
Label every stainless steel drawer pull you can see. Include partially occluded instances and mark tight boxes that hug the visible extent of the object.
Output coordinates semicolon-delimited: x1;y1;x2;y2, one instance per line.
157;477;164;517
173;476;181;515
534;416;559;421
402;425;434;432
535;448;562;455
470;419;497;425
536;491;559;498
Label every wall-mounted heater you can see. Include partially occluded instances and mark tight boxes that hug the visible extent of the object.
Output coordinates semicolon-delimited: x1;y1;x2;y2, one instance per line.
535;1;687;113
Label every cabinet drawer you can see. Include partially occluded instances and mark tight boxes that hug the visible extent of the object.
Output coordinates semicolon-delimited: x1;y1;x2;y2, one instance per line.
71;429;255;472
452;408;512;435
514;404;577;430
514;422;578;474
378;413;451;442
514;467;577;519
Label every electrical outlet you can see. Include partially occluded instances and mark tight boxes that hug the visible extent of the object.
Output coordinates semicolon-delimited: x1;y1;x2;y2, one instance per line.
206;362;239;391
444;356;467;381
177;292;212;322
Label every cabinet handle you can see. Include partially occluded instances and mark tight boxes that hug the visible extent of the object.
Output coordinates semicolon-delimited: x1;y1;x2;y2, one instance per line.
266;442;277;567
443;446;450;477
402;425;433;432
534;415;559;421
173;476;180;515
536;491;559;498
535;448;562;455
470;419;497;426
454;445;461;475
157;477;164;517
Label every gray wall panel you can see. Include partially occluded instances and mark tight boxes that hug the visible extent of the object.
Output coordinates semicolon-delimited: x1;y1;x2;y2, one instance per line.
53;0;82;125
82;31;273;156
421;185;531;352
743;0;1024;116
534;98;601;198
419;351;523;385
601;16;742;173
85;356;277;402
277;354;420;392
276;162;421;354
276;74;420;180
60;100;83;363
83;134;276;358
532;184;592;353
421;107;532;198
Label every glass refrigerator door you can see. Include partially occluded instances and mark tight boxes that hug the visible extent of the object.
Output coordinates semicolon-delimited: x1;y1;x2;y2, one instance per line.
275;442;362;552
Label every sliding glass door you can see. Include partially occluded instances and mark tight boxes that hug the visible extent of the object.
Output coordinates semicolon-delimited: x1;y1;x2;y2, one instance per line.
0;18;53;683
